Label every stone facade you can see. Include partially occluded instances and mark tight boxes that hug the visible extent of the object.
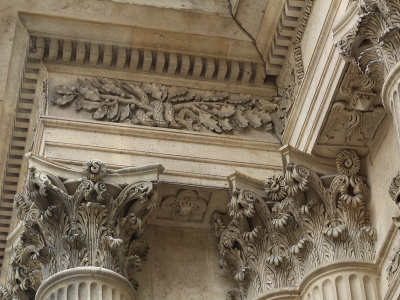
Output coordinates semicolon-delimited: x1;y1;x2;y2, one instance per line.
0;0;400;299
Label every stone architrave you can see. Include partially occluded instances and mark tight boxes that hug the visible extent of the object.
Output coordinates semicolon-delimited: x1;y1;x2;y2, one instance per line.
212;150;377;299
0;154;164;300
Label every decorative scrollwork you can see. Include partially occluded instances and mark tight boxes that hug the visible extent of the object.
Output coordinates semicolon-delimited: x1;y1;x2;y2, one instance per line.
52;77;277;134
212;150;375;299
1;159;158;299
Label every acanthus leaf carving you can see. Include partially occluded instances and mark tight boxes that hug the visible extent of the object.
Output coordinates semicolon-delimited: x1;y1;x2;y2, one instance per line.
337;0;400;84
1;158;160;299
52;77;276;134
212;149;375;299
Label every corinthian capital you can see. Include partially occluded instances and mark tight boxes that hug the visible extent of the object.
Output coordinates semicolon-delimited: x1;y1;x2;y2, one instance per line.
336;0;400;85
1;154;163;300
212;150;376;299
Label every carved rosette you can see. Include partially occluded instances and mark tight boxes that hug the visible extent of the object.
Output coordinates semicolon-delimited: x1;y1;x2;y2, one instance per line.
0;157;162;300
212;150;375;299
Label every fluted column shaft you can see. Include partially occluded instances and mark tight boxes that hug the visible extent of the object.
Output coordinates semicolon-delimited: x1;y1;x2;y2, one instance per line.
36;267;136;300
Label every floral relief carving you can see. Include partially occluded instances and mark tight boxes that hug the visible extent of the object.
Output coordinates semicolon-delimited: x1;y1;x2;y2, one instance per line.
318;101;386;146
0;159;159;299
52;77;277;134
212;150;375;299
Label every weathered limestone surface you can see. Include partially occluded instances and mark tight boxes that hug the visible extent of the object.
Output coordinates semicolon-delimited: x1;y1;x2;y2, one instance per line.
36;267;137;300
135;226;236;300
2;0;400;299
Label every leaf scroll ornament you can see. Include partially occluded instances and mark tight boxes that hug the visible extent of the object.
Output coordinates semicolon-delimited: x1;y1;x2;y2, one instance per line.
52;77;276;134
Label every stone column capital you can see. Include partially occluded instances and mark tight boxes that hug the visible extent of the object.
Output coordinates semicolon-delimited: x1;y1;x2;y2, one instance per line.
0;154;163;300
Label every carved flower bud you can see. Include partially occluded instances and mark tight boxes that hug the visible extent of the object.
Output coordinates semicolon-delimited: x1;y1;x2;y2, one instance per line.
290;238;310;255
323;225;347;239
234;271;245;282
300;204;311;215
264;175;287;201
267;255;287;267
340;193;364;208
272;214;289;229
243;226;260;242
82;159;108;182
336;150;360;176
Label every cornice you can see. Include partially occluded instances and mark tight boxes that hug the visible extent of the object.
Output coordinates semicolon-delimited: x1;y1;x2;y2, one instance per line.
331;2;359;45
265;0;314;76
282;0;349;153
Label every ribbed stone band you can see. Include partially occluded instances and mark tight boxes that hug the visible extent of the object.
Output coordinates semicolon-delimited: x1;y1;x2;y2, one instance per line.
36;267;136;300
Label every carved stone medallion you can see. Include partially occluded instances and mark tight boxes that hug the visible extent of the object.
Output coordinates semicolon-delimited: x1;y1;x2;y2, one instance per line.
161;190;208;222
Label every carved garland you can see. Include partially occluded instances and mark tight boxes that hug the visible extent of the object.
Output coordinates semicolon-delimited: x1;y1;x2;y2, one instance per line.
0;160;157;299
52;77;277;134
212;150;376;299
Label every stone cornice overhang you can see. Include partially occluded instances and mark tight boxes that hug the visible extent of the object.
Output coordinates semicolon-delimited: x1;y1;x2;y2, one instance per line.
0;0;317;279
281;0;351;154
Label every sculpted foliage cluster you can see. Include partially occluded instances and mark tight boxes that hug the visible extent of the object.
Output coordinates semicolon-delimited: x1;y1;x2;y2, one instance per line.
52;77;276;134
338;0;400;84
212;150;376;299
0;160;157;299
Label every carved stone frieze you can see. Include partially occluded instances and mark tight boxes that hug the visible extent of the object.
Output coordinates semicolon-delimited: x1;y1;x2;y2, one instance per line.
318;101;386;146
339;64;374;97
276;70;296;132
52;77;277;134
212;150;375;299
161;189;208;222
317;60;386;151
0;156;162;299
271;0;316;139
